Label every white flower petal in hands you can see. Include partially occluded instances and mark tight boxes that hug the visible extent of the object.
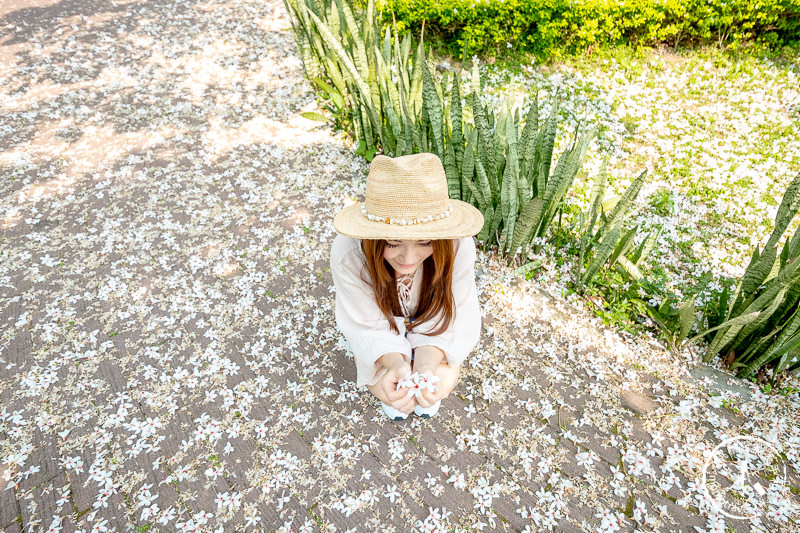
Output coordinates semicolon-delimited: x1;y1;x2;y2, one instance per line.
397;371;441;398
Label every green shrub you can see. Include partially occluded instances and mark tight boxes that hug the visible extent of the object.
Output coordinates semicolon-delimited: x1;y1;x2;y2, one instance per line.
378;0;800;58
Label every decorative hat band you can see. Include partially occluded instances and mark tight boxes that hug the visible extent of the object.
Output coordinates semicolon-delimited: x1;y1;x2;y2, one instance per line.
360;203;453;226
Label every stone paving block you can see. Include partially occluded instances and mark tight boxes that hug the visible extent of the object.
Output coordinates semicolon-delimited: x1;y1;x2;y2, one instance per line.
94;357;128;395
551;517;587;533
578;432;622;467
3;330;33;368
0;469;20;528
620;389;659;415
19;474;69;532
410;421;462;463
77;492;130;531
67;446;106;513
641;490;707;531
18;430;60;493
490;495;532;531
3;522;22;533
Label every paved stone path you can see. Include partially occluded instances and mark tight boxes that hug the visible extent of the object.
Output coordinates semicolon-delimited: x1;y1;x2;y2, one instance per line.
1;1;799;532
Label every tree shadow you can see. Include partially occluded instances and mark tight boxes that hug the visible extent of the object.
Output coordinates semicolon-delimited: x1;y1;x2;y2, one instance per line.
0;0;311;165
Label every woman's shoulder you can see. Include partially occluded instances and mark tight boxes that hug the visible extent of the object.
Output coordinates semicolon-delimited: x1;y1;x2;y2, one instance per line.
453;236;476;260
330;234;364;265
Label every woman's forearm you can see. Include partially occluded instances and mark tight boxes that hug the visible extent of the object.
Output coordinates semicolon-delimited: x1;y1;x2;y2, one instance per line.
412;345;445;374
376;352;407;370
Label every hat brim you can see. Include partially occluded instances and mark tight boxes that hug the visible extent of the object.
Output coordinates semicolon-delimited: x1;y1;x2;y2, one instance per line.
334;199;485;240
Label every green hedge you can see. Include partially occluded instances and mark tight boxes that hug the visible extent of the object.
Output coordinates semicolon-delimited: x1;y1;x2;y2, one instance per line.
378;0;800;58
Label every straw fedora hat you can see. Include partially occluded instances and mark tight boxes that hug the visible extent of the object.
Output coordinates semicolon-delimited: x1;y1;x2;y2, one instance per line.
334;153;484;240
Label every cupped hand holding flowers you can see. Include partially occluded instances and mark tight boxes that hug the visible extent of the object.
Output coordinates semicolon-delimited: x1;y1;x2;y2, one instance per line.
412;345;460;408
414;362;459;408
367;353;417;414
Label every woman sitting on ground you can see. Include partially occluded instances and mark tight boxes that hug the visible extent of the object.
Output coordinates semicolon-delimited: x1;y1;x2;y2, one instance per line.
329;153;484;420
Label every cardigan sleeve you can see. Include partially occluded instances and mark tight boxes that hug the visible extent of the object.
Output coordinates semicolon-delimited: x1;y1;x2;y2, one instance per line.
330;235;412;387
406;237;481;367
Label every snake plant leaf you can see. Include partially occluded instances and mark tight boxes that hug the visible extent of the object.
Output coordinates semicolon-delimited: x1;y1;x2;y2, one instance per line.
510;197;544;258
477;205;495;243
304;8;380;130
375;54;401;143
382;25;392;63
705;321;754;365
704;259;800;359
444;142;459;199
471;93;492;183
541;127;596;236
364;0;376;53
737;259;800;317
487;204;503;246
737;300;800;376
690;311;761;355
359;104;374;150
632;227;662;267
582;224;623;285
539;148;573;236
450;74;464;182
730;287;788;355
616;256;643;281
519;92;539;168
768;310;800;372
596;170;647;243
380;122;396;155
420;101;429;150
461;132;477;205
337;0;367;78
400;33;411;75
501;140;519;252
536;96;560;192
475;156;492;207
463;175;485;212
678;295;697;342
491;103;509;183
786;222;800;261
740;244;778;297
409;39;424;116
764;171;800;251
421;61;444;157
470;61;481;98
763;247;783;286
607;226;638;269
327;0;341;39
352;99;365;145
286;1;320;78
773;332;800;374
587;159;607;215
381;100;401;154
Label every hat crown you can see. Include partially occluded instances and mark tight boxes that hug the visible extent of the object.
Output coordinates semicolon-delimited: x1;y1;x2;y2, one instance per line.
364;153;449;221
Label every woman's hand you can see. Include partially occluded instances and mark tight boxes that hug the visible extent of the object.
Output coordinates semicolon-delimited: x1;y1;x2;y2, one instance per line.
367;353;416;414
416;362;460;407
413;346;460;408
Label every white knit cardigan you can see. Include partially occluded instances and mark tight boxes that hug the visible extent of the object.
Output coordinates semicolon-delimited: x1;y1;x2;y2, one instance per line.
330;234;481;387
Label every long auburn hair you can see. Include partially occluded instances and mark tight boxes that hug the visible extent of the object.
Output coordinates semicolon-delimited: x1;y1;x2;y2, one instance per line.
360;239;456;336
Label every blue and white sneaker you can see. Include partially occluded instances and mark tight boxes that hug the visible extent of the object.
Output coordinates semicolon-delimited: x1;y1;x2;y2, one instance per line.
381;402;409;421
414;401;441;418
